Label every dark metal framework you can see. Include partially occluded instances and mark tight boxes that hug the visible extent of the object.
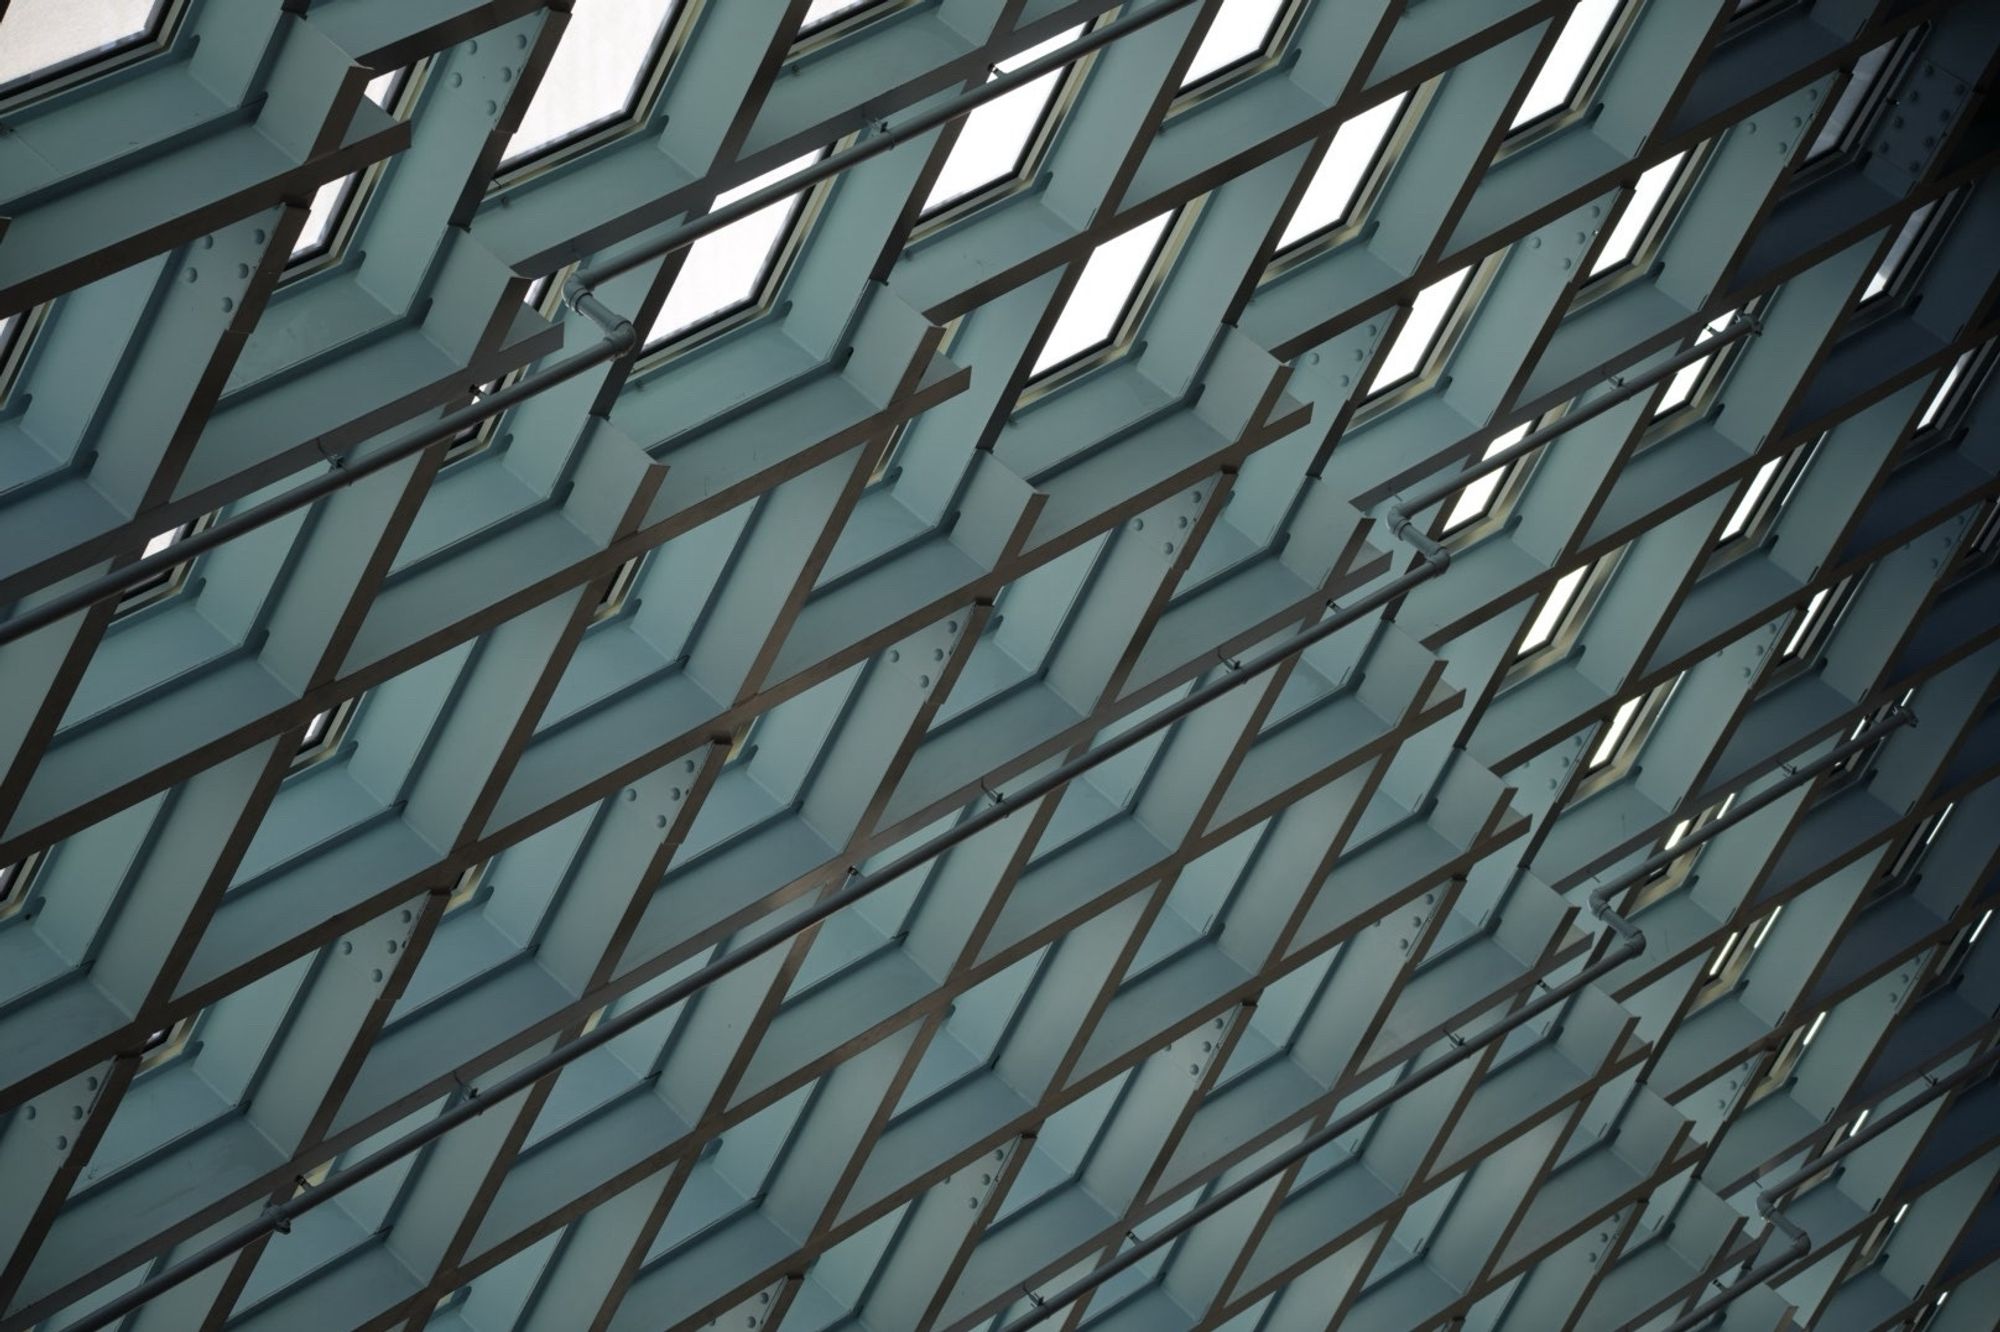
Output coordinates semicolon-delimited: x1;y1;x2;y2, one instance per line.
0;3;1998;1332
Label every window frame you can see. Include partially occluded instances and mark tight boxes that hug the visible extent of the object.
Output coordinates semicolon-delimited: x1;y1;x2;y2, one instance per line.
1170;0;1311;106
1505;548;1624;685
1758;571;1861;692
792;0;920;51
1703;434;1821;571
911;22;1099;234
1353;255;1499;422
0;851;44;924
0;302;48;413
492;0;694;187
636;149;839;366
1019;203;1196;399
1641;303;1763;436
1498;0;1640;156
1265;86;1429;278
283;65;425;281
1798;27;1925;175
1572;670;1683;799
1576;145;1707;302
291;696;361;773
0;0;187;106
112;511;217;620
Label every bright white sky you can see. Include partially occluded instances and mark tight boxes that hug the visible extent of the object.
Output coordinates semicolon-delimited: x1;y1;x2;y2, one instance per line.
0;0;158;87
505;0;680;163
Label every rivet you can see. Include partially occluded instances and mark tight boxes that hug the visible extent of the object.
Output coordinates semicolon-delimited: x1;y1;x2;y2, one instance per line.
21;1106;33;1120
919;674;932;687
671;787;683;800
184;267;198;283
1340;374;1351;387
947;620;960;632
221;297;235;312
1163;542;1175;554
1530;236;1542;249
684;759;696;773
888;649;901;662
932;648;945;662
86;1076;99;1090
1778;143;1789;154
372;969;385;983
655;814;669;829
401;909;413;923
1188;1063;1200;1075
386;939;398;954
487;100;499;115
467;39;478;53
340;941;354;955
450;72;464;87
517;33;529;47
1176;516;1189;529
56;1136;69;1150
1561;258;1573;270
71;1105;83;1120
626;789;638;801
500;67;514;83
236;263;250;278
253;228;267;243
1132;518;1144;531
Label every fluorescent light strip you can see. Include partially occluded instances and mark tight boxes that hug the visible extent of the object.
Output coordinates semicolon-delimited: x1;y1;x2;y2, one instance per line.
1803;1010;1828;1046
1708;931;1739;977
1590;151;1684;276
1751;904;1782;949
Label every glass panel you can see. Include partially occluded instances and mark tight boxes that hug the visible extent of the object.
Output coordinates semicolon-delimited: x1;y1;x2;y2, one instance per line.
1916;348;1973;431
647;152;821;346
1590;152;1684;276
801;0;882;33
1511;0;1622;129
1366;265;1471;394
1653;310;1737;416
503;0;680;165
1277;94;1409;250
1589;693;1643;768
1863;199;1937;302
290;72;408;261
1809;38;1893;159
1717;452;1784;542
923;26;1085;214
0;0;162;90
1520;563;1589;655
1181;0;1288;89
1780;586;1831;658
1442;422;1530;531
1031;210;1175;376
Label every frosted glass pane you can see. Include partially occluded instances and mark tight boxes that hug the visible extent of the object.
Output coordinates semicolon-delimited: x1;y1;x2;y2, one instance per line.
505;0;679;163
1033;211;1174;374
0;0;159;88
923;27;1083;213
649;154;820;344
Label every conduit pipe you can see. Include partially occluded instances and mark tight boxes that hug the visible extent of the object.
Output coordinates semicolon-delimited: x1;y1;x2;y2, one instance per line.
48;312;1768;1332
1663;1041;2000;1332
994;705;1913;1331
